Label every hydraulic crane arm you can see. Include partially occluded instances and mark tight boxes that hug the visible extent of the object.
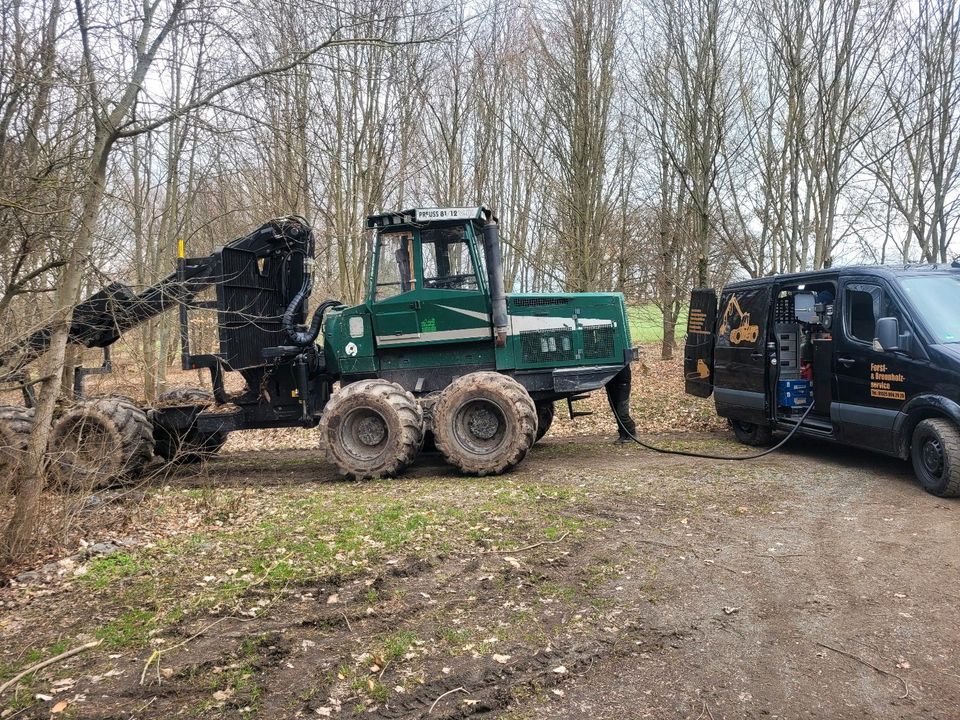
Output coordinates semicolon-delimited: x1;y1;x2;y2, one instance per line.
0;216;314;382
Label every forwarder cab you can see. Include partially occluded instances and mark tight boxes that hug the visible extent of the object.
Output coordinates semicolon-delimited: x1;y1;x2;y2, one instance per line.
684;265;960;497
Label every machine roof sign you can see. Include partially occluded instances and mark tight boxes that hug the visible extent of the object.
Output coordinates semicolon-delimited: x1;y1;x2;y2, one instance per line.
414;207;485;222
366;206;494;229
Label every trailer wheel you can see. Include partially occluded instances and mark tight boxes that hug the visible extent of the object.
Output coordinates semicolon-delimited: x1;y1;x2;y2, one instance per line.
911;419;960;497
49;397;154;489
433;372;537;476
0;406;33;491
535;402;555;442
321;379;423;479
728;419;772;446
153;387;227;464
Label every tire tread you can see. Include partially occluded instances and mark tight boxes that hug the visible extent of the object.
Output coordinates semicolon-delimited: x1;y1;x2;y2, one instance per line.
433;371;537;476
321;379;423;479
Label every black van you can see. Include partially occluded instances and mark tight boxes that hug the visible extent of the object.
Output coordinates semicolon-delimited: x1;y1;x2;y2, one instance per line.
684;265;960;497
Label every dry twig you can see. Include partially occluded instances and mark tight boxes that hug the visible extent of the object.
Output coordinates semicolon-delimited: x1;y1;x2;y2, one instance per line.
487;531;570;554
428;686;467;714
816;640;909;698
140;617;233;685
0;639;102;695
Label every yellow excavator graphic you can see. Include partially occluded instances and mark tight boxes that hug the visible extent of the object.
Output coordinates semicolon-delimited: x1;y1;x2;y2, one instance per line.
718;295;759;345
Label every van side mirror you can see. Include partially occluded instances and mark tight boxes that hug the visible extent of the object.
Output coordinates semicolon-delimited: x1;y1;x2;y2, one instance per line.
876;317;898;350
876;316;912;353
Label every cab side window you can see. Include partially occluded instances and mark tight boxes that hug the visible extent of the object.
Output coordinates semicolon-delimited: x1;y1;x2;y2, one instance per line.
421;227;479;291
845;283;906;345
847;289;876;344
374;232;414;301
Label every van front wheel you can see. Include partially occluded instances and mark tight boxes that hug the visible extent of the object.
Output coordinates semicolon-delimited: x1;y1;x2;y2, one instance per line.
728;419;772;446
911;419;960;497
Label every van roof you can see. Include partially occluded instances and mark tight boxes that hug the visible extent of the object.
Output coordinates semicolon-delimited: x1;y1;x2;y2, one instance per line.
724;263;960;289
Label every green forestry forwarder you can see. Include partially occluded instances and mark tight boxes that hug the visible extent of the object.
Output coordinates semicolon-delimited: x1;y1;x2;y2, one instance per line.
0;206;637;486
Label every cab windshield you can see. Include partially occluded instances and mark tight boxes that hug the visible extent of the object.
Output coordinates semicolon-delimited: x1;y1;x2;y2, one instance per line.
900;274;960;343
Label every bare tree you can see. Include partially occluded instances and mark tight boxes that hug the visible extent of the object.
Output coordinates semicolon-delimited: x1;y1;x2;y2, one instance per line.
536;0;623;293
3;0;448;557
868;0;960;263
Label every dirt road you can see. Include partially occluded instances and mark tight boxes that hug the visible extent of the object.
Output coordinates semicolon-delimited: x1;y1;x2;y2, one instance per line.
1;433;957;719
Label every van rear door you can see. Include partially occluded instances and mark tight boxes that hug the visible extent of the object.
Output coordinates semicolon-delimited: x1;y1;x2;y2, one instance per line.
713;285;772;424
684;288;718;397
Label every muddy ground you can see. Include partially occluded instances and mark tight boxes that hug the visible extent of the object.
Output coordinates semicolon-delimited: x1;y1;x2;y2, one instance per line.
0;432;957;719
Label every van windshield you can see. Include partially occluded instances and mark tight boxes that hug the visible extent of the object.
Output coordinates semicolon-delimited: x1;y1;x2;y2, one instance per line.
900;275;960;343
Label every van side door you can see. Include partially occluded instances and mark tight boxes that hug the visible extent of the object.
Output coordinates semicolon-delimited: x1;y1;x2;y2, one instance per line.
684;288;718;398
712;285;772;425
834;279;919;451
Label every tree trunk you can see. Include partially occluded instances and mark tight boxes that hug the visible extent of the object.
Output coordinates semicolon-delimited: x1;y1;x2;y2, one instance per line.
3;130;110;559
660;312;676;360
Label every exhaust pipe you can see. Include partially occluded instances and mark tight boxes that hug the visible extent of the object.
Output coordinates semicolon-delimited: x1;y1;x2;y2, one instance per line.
482;219;508;347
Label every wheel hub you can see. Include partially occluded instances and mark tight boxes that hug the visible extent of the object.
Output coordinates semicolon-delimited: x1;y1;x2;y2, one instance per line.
467;406;501;440
356;415;388;446
453;398;507;454
922;438;944;477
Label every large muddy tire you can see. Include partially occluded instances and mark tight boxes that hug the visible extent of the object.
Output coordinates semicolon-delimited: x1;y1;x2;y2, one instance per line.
152;387;226;464
49;397;154;489
911;418;960;498
535;402;555;442
433;371;537;476
0;406;33;491
320;379;424;479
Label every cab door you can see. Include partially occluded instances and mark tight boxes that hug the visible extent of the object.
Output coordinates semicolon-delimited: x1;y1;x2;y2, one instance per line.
414;224;492;347
712;285;772;425
369;231;421;345
834;279;921;451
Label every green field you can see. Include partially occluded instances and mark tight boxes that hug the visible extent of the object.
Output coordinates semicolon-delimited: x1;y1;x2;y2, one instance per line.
626;304;688;344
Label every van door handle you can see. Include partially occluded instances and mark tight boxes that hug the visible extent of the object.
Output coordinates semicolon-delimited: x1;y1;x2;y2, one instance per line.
750;351;764;359
837;357;856;367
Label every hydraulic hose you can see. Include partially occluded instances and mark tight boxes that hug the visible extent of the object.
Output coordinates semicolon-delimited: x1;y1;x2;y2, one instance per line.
284;297;341;347
282;276;312;342
608;395;815;461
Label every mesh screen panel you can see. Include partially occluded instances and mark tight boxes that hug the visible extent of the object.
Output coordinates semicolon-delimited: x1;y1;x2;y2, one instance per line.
520;329;575;364
583;324;615;359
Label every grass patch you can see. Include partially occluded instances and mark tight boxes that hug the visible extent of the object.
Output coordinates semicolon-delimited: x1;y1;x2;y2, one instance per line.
96;608;156;649
627;304;688;344
81;552;145;589
379;630;418;663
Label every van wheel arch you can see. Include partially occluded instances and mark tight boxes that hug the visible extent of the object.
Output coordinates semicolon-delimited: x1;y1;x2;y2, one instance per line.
897;400;960;459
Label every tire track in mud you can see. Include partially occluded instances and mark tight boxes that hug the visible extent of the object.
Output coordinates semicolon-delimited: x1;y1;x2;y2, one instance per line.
89;522;667;719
